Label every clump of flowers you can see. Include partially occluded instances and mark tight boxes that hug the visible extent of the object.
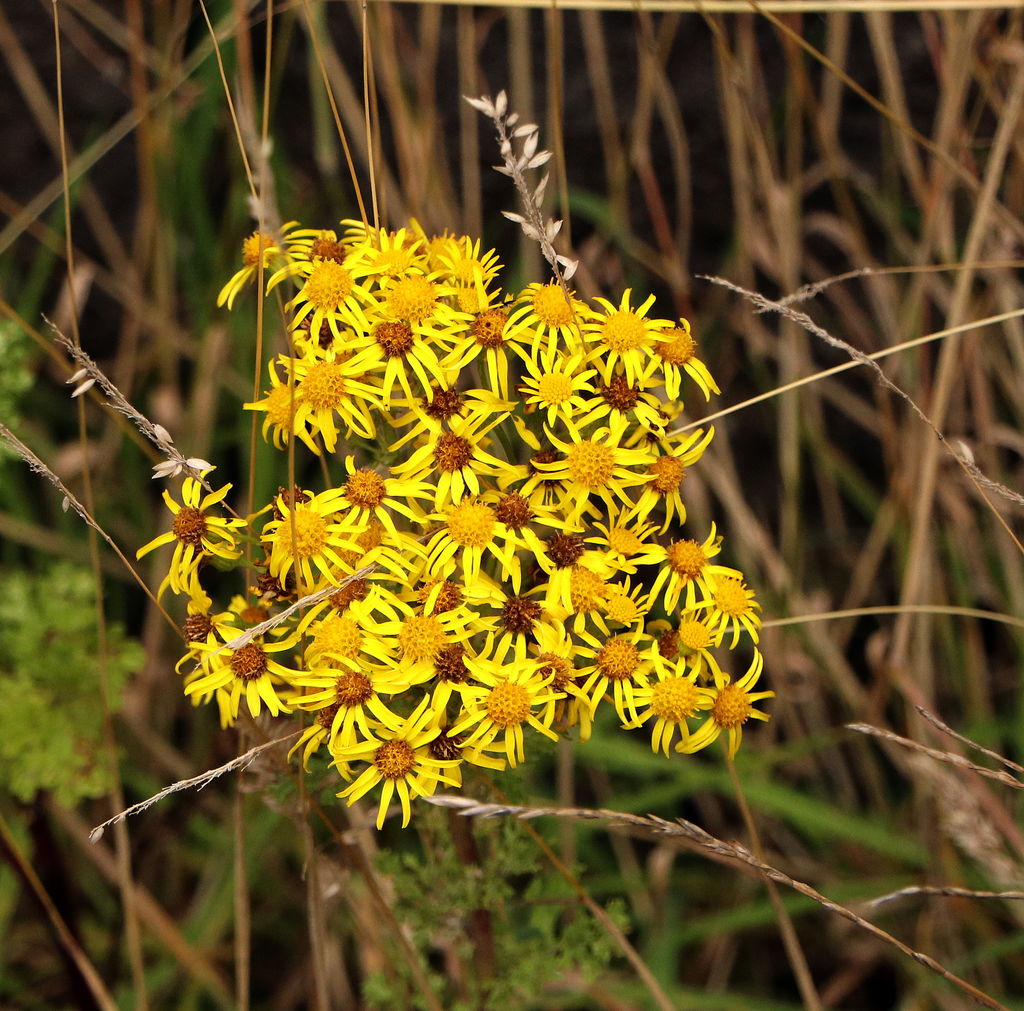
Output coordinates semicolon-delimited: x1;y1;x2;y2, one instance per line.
141;96;772;830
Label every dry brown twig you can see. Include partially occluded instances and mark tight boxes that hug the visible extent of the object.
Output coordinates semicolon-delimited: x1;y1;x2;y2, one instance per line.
49;323;214;482
866;884;1024;910
847;723;1024;792
89;732;301;843
915;705;1024;776
465;90;579;286
701;275;1024;514
424;794;1009;1011
0;421;122;551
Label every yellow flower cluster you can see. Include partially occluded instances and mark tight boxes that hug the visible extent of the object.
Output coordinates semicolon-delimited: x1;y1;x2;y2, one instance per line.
141;220;773;829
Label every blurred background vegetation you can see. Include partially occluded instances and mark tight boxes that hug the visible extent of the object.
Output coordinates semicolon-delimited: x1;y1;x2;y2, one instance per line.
2;1;1024;1008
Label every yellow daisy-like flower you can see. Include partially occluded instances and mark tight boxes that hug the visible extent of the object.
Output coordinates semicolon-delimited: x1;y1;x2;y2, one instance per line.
136;478;245;598
387;385;515;454
534;417;655;522
440;292;522;399
575;373;667;433
373;600;488;683
217;226;294;310
347;270;465;334
624;657;715;756
289;658;412;762
649;523;743;612
628;426;715;532
288;350;385;451
260;489;360;592
186;625;302;721
298;591;396;667
585;507;663;574
506;281;593;359
527;620;593;741
347;226;428;283
651;615;723;680
336;457;433;537
285;257;367;344
436;235;503;290
244;358;301;451
341;313;461;408
597;575;653;633
583;289;674;384
656;319;721;402
425;497;518;589
677;650;774;759
334;697;461;830
451;657;563;767
576;626;656;725
180;596;279;727
391;408;520;508
518;349;598;428
695;574;762;648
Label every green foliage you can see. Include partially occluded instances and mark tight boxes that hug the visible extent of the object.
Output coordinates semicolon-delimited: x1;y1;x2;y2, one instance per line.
0;321;31;443
364;808;627;1010
0;562;142;805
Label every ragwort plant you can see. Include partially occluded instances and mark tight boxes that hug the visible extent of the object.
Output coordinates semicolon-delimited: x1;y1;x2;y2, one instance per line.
138;93;773;831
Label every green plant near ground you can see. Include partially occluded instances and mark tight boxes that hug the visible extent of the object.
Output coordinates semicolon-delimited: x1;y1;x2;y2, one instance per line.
0;562;142;807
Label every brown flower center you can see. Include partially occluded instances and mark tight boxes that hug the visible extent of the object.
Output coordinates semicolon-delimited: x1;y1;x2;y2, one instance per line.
316;702;342;729
501;596;542;636
183;613;213;643
330;578;369;611
335;671;375;708
529;449;560;475
172;507;206;546
434;644;470;683
434;433;473;472
599;375;640;411
374;320;415;358
495;493;533;530
429;728;464;762
536;653;574;691
657;628;680;661
374;739;416;780
546;533;585;569
418;579;464;615
423;386;464;421
344;469;387;509
310;237;346;262
230;643;269;682
473;308;508;348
